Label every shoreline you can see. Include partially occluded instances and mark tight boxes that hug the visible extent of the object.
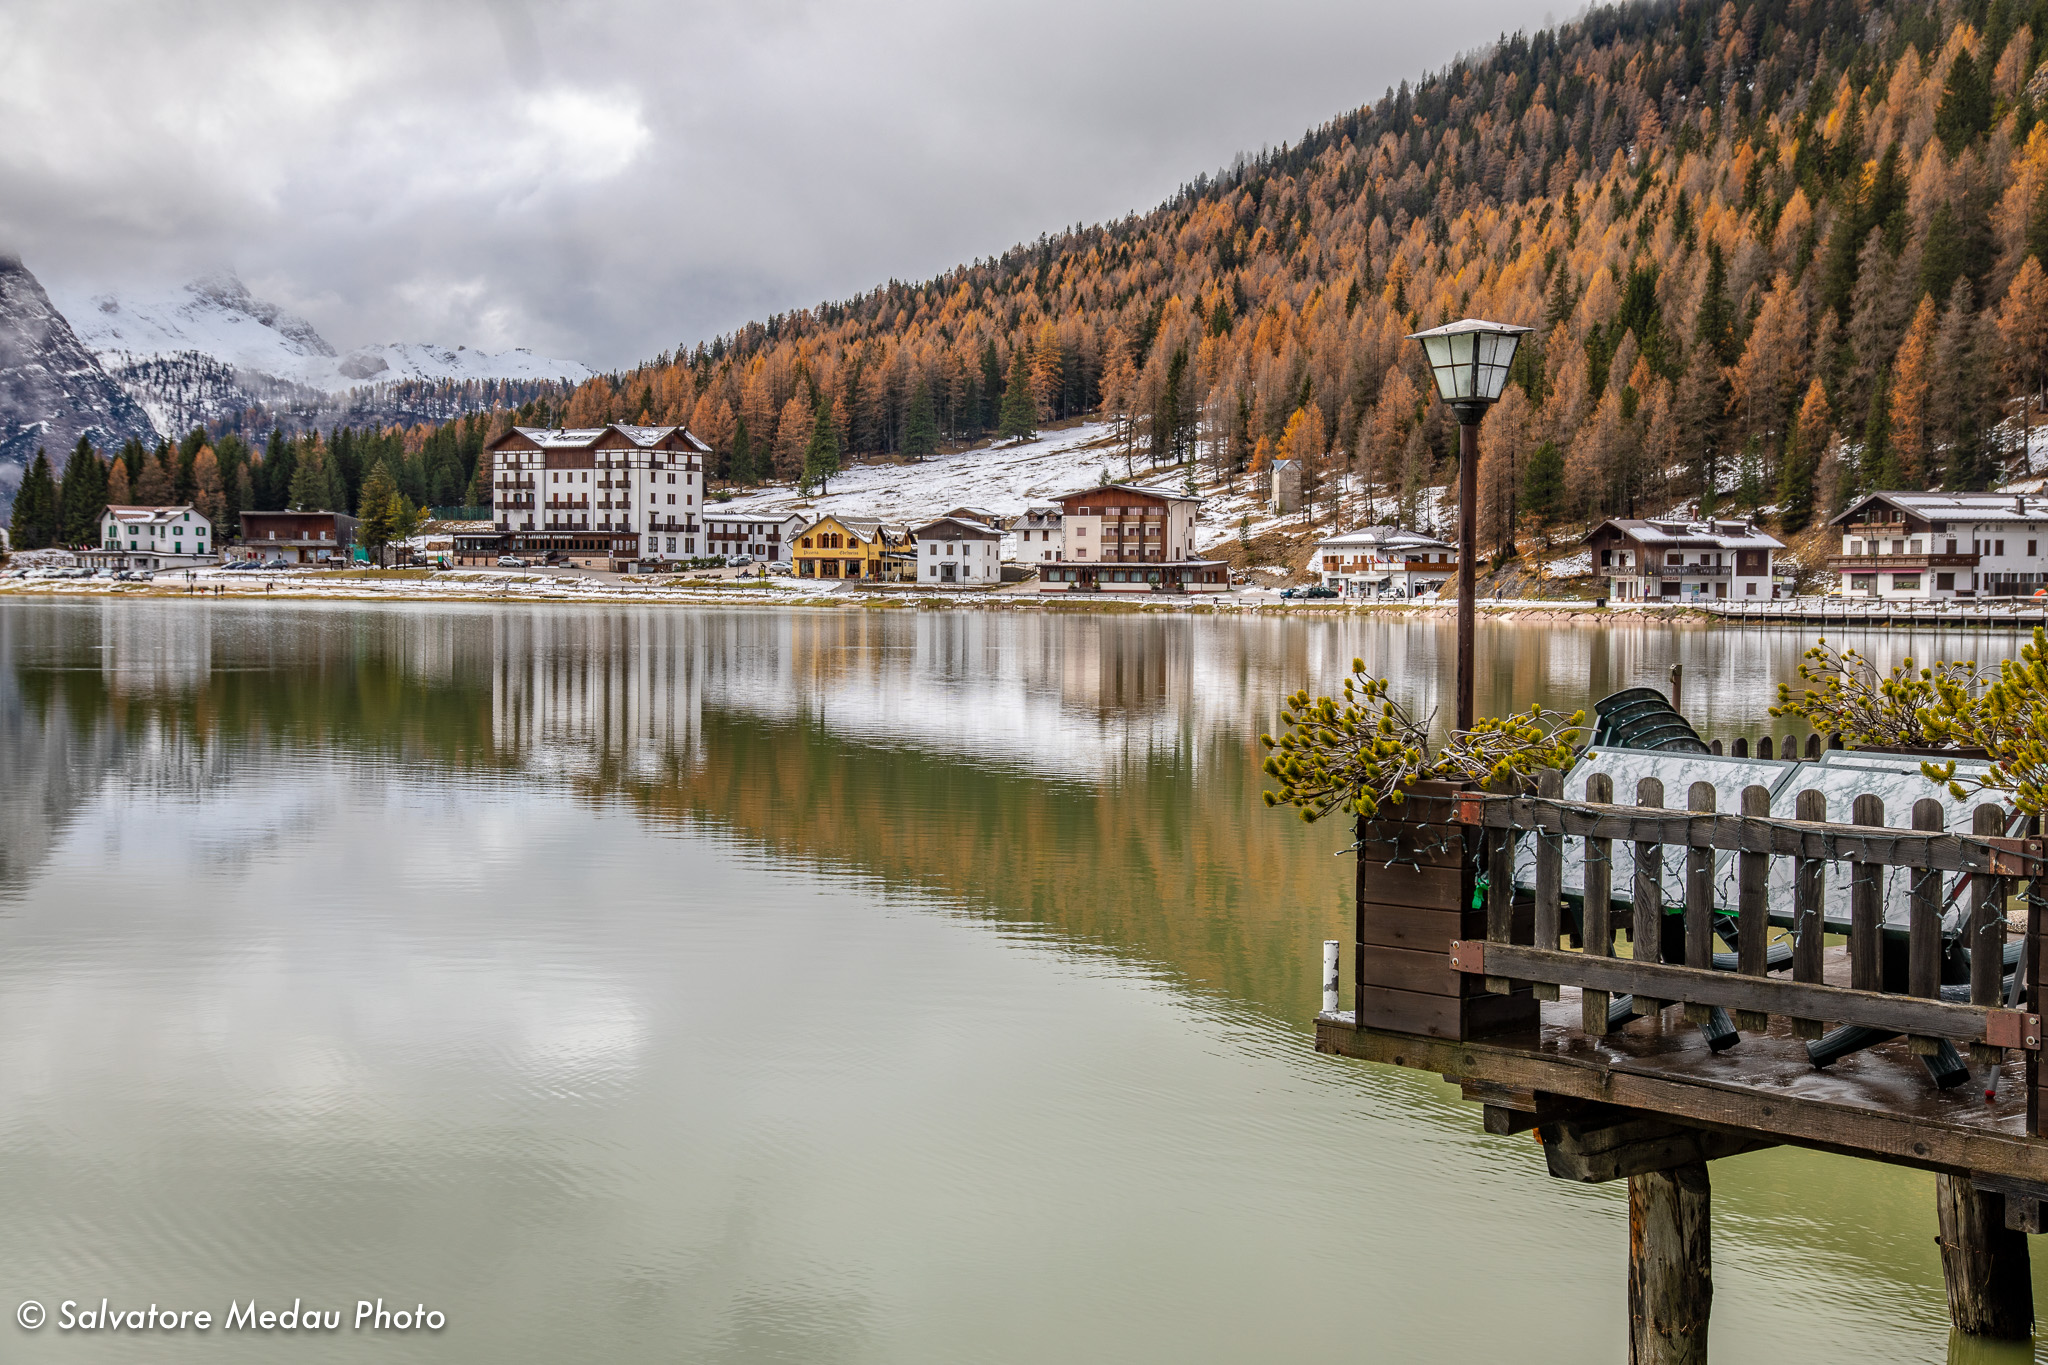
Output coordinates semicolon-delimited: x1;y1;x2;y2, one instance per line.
0;573;2003;627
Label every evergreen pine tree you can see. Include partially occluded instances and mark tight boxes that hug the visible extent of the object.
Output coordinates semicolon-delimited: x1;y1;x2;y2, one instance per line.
1776;421;1816;532
732;417;754;486
997;349;1036;441
802;397;841;494
10;448;58;549
903;379;939;460
357;463;400;565
58;437;109;546
1520;440;1565;536
1695;243;1740;365
1862;369;1896;491
288;447;329;510
1936;49;1992;154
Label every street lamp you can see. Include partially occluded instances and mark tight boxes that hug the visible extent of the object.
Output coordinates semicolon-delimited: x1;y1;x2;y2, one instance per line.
1407;318;1533;732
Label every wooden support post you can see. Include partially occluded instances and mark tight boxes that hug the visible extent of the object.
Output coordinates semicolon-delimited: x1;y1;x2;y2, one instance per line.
1970;804;2008;1073
1485;822;1515;995
1909;798;1948;1056
1936;1174;2034;1340
1628;1162;1711;1365
1584;772;1615;1035
1354;812;1366;1027
1633;777;1666;1015
1533;770;1563;1002
1683;782;1715;1029
1736;785;1771;1034
1851;794;1886;993
2029;862;2046;1138
1791;789;1826;1038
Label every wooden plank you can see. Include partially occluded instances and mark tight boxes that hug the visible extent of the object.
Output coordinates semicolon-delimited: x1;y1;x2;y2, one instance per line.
1314;1017;2048;1181
1354;812;1366;1055
1457;795;2036;873
1684;781;1716;1029
1351;984;1537;1041
1358;903;1484;952
1532;769;1563;1001
1485;825;1515;995
1792;788;1827;1038
1359;861;1463;908
1633;777;1667;1015
1467;943;2020;1044
1852;794;1885;993
1584;772;1614;1034
1361;943;1481;997
1736;785;1771;1033
1540;1114;1765;1182
1910;797;1947;1056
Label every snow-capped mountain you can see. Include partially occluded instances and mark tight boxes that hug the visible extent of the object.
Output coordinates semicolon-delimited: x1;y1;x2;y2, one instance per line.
53;272;595;395
0;256;156;504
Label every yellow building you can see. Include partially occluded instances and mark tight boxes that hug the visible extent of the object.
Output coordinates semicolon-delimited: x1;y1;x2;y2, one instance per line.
792;516;913;582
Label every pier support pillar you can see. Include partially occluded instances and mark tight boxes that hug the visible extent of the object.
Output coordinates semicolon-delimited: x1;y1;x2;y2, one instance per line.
1936;1174;2033;1340
1628;1161;1710;1365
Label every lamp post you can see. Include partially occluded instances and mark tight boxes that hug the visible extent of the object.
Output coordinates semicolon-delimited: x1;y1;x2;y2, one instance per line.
1407;318;1533;732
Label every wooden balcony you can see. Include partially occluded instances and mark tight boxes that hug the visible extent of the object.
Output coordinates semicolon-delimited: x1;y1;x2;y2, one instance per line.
1825;552;1982;572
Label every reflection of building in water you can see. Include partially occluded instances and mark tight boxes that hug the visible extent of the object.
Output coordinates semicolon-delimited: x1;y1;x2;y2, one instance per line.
490;610;704;784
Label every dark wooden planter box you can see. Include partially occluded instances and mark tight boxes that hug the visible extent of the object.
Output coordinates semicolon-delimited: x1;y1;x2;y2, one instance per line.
1354;779;1539;1041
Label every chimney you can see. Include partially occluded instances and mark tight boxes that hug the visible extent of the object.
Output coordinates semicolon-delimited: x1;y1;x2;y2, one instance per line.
2017;493;2027;515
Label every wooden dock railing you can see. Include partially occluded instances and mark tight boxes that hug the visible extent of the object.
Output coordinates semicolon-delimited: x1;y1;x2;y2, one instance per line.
1436;772;2048;1129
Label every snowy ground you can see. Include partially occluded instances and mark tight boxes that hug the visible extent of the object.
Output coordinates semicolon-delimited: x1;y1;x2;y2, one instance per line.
712;421;1462;560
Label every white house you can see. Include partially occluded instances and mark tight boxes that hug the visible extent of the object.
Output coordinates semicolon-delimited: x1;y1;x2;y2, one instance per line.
1013;505;1064;563
1585;516;1784;601
912;515;1003;585
703;510;806;563
88;505;215;570
1828;491;2048;598
1314;526;1457;598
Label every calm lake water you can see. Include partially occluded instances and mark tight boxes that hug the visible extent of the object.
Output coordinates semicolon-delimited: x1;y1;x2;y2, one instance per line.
0;599;2042;1363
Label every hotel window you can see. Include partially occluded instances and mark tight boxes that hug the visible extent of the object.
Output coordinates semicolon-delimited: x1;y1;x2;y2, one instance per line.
1997;540;2006;555
1891;574;1921;590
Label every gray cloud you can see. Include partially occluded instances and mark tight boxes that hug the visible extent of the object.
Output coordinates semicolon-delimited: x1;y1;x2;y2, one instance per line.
0;0;1551;371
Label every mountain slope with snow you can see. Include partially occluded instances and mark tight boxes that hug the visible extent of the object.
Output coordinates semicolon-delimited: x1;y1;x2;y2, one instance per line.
54;273;595;395
0;257;156;506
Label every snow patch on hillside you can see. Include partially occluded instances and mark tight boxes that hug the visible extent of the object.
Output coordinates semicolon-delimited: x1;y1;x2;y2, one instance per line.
52;273;594;394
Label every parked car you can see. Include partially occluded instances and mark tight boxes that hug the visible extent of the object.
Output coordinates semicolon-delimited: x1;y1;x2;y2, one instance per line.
727;554;754;567
498;555;529;568
263;557;292;569
1301;585;1339;599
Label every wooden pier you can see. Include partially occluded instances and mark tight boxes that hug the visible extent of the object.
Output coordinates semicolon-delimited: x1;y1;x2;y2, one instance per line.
1318;777;2048;1362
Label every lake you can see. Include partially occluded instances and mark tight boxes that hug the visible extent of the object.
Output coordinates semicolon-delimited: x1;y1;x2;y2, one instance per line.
0;598;2039;1362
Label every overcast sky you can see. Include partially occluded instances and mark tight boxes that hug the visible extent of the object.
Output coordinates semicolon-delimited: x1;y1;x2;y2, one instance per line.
0;0;1554;372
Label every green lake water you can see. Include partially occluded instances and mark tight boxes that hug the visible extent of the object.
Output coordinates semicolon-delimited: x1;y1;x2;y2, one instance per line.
0;598;2041;1363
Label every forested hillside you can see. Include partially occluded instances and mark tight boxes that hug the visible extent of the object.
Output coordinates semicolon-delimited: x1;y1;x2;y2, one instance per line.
525;0;2048;554
18;0;2048;556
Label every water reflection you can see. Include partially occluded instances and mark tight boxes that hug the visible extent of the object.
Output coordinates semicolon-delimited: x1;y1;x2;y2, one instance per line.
0;599;2041;1365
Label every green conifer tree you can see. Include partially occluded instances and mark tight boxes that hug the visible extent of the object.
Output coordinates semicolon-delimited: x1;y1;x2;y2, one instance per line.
732;417;754;486
287;447;329;510
1776;421;1816;532
802;397;841;494
10;448;59;549
998;349;1036;442
1862;369;1895;492
1520;439;1565;538
58;437;109;546
357;462;399;565
1936;50;1991;154
903;378;939;461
